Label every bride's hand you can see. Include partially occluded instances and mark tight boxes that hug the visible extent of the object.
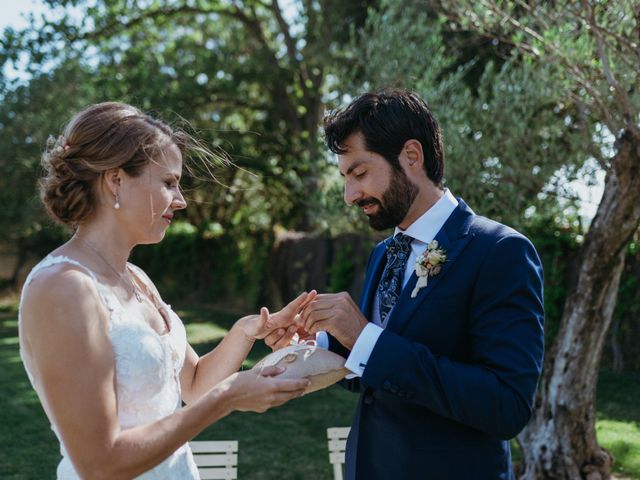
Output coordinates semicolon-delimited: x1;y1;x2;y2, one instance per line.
217;365;310;413
264;326;315;351
238;290;317;340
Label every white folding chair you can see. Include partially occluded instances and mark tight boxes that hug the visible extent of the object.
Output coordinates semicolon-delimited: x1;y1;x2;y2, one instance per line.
189;440;238;479
327;427;350;480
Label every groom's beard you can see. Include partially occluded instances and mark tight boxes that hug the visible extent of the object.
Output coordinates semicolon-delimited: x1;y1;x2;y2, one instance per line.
357;167;419;231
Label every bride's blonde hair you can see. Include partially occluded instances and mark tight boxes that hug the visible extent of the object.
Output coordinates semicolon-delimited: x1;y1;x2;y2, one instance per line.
40;102;219;226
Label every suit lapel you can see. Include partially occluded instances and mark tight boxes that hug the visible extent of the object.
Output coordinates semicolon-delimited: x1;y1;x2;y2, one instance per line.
386;200;476;334
359;241;388;319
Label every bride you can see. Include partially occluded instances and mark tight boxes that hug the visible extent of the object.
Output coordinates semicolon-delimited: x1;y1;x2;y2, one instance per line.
18;102;311;479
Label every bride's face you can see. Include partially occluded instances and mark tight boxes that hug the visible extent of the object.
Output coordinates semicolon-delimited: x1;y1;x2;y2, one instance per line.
118;143;187;244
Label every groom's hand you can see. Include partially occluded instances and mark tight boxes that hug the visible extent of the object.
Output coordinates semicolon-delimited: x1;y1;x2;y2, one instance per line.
298;292;368;350
260;291;318;351
264;326;312;351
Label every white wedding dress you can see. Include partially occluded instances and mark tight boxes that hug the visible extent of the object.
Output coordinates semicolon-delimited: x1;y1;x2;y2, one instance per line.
18;255;200;479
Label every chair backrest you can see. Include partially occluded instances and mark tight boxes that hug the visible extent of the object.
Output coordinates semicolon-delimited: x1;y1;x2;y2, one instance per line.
327;427;350;480
189;440;239;479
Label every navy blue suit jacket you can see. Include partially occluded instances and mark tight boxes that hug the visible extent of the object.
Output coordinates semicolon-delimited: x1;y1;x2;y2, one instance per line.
329;199;544;479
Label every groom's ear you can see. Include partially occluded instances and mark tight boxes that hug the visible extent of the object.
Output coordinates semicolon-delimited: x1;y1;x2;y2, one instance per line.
401;139;424;174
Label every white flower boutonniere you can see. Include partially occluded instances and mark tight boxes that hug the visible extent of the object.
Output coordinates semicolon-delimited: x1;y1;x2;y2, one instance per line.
411;240;447;298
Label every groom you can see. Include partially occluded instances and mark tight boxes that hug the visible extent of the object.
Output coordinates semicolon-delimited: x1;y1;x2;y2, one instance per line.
297;89;544;479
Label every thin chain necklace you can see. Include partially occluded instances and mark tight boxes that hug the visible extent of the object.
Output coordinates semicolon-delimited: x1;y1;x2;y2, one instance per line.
76;237;144;303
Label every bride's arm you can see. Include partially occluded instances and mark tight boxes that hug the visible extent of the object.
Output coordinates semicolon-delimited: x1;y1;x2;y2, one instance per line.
20;267;308;480
127;264;313;404
179;318;258;404
180;292;315;404
124;264;262;403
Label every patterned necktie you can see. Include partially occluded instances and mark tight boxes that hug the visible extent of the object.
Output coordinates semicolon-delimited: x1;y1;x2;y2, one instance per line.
378;232;413;326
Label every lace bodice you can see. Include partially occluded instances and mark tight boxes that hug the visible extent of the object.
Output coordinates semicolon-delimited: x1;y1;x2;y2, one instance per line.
18;255;199;479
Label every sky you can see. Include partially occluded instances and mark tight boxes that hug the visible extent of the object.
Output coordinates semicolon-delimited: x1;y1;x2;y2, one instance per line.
0;0;605;222
1;0;50;80
0;0;47;31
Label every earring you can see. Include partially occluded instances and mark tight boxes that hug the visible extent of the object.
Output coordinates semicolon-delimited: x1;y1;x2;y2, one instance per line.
114;192;121;210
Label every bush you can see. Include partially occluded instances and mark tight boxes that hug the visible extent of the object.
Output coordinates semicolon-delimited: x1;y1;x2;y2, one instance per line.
131;221;274;309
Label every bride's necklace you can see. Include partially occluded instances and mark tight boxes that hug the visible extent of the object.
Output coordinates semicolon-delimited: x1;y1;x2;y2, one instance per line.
76;237;144;303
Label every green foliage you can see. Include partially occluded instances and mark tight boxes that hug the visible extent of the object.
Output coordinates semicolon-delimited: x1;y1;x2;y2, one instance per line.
338;0;591;231
0;61;97;240
440;0;640;138
327;244;355;293
1;0;378;236
516;212;578;346
521;215;640;373
315;166;373;235
606;242;640;373
131;221;274;308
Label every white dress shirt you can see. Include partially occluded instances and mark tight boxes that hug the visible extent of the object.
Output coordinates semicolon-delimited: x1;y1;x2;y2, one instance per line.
316;189;458;377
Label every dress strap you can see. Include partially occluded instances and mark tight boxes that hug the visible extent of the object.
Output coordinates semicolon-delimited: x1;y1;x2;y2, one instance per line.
19;255;122;325
126;263;173;332
127;263;165;307
23;255;100;287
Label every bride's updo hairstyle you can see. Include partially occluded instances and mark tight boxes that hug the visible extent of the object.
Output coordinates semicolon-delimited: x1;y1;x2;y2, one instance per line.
40;102;213;226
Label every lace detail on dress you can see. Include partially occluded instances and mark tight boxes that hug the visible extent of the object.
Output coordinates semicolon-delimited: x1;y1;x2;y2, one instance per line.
18;255;199;479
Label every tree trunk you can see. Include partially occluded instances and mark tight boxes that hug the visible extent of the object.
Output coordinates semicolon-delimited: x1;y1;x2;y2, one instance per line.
294;93;325;232
609;317;624;373
518;129;640;479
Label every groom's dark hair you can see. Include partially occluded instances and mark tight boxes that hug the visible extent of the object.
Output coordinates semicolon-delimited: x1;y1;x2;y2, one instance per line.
323;88;444;186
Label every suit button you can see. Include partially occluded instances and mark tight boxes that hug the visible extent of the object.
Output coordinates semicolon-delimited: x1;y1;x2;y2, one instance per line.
364;395;374;405
383;381;391;391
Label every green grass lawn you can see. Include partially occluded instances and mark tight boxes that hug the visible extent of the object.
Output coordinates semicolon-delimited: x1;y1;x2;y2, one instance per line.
595;370;640;478
1;301;639;479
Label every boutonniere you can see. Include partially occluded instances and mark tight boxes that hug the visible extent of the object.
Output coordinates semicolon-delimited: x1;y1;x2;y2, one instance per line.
411;240;447;298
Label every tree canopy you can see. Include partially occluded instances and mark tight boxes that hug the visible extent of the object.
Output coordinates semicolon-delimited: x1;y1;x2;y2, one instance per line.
342;0;597;231
1;0;376;237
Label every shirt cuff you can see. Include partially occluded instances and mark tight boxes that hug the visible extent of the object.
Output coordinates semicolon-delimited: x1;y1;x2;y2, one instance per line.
344;323;384;377
315;331;329;349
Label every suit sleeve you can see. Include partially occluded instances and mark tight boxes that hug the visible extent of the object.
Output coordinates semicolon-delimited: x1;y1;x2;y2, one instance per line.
325;245;383;394
361;234;544;439
328;334;362;393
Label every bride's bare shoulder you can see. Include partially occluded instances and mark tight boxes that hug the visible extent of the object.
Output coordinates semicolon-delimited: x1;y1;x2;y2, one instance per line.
26;260;95;294
21;261;105;330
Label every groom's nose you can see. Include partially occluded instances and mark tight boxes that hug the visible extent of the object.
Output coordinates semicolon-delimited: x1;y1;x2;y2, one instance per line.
343;179;360;205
